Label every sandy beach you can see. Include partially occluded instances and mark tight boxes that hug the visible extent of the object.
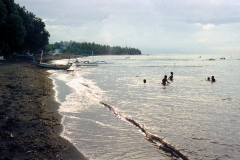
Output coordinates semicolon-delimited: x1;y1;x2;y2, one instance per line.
0;56;88;160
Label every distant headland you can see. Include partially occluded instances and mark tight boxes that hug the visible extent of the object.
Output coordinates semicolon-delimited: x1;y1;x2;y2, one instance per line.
45;41;142;56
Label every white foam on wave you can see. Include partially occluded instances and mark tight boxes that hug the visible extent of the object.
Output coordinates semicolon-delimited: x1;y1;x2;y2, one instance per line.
58;71;105;114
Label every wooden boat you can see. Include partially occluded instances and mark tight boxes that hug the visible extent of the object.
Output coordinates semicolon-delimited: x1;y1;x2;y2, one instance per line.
75;61;98;66
75;51;109;65
33;58;72;69
90;60;107;64
74;51;111;66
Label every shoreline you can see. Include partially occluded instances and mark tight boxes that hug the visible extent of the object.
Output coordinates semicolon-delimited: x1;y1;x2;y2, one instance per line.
46;74;88;160
0;56;88;159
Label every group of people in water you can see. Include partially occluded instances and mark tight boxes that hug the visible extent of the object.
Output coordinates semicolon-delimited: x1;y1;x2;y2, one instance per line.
161;72;216;86
206;76;216;82
162;72;173;85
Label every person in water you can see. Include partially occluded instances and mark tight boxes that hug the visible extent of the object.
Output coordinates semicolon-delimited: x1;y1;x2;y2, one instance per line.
206;77;210;81
162;75;170;85
168;72;173;81
211;76;216;82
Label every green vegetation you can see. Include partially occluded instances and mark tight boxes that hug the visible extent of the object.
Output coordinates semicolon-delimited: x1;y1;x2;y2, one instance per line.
0;0;50;57
0;0;141;57
45;41;141;55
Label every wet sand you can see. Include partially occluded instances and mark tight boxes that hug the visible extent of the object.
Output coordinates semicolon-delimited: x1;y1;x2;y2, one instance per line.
0;56;88;160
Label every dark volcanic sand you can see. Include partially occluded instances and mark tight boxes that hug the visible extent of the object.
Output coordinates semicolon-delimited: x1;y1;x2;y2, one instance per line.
0;56;88;160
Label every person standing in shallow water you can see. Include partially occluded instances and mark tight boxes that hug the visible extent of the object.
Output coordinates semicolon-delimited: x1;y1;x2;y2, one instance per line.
168;72;173;81
211;76;216;82
162;75;170;85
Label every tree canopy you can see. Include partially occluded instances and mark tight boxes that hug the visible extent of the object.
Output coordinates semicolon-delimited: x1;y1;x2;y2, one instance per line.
0;0;50;57
45;41;142;55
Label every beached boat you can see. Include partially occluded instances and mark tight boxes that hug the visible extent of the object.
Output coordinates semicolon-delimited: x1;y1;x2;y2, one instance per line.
33;58;72;69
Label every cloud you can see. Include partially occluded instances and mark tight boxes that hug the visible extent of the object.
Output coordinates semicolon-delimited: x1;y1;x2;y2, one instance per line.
231;34;240;43
202;24;215;30
42;19;55;22
15;0;240;54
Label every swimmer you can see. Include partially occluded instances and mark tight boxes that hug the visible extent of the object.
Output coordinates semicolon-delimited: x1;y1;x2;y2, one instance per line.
211;76;216;82
162;75;170;85
168;72;173;81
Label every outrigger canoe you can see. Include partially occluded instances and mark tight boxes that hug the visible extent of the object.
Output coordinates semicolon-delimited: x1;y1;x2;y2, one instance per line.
74;60;98;66
33;58;72;69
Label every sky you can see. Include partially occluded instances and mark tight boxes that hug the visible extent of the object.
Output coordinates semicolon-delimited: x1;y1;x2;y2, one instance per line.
14;0;240;55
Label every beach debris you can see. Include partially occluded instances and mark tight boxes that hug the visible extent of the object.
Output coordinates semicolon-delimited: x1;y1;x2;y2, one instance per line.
146;132;188;160
99;101;189;160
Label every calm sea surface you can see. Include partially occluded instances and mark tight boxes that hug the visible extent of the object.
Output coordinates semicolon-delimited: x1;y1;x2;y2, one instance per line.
49;54;240;160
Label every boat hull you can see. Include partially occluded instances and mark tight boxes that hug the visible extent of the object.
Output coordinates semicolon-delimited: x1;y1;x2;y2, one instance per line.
75;62;98;66
33;58;72;69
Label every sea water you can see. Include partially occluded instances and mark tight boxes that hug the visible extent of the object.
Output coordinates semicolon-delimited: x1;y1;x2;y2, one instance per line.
49;54;240;160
